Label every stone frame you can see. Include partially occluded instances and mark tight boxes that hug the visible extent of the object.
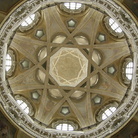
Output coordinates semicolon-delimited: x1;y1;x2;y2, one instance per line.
6;49;16;76
104;16;124;38
122;58;133;85
19;12;40;32
60;2;86;14
96;101;119;122
14;95;34;116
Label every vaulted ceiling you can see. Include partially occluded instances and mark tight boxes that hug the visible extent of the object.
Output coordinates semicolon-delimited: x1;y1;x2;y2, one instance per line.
0;0;138;138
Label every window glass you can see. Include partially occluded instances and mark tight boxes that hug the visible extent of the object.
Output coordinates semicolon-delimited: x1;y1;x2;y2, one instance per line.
109;18;122;33
56;123;74;131
17;100;29;114
102;107;116;120
125;62;133;80
64;3;82;10
6;54;12;71
21;14;36;27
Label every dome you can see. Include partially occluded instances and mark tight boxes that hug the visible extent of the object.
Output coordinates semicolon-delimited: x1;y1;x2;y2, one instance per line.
0;0;138;138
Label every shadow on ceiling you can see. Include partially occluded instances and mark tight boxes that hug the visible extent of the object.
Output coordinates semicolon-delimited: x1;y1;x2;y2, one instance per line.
124;0;138;17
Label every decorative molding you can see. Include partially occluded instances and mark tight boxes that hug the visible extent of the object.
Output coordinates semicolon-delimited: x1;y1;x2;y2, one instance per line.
104;16;124;38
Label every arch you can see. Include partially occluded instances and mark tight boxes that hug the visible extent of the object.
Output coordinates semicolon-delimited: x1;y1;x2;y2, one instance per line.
52;120;78;131
19;12;40;32
60;2;85;14
15;95;34;116
122;58;133;84
104;17;124;38
6;50;15;76
96;102;118;122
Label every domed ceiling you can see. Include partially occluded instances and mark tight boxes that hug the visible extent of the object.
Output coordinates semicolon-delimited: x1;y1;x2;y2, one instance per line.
0;0;138;138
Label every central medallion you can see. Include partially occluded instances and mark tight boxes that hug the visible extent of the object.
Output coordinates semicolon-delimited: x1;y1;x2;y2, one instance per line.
50;48;88;87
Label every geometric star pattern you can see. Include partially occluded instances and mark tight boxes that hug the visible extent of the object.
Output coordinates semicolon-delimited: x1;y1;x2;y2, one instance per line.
50;48;88;87
7;4;131;131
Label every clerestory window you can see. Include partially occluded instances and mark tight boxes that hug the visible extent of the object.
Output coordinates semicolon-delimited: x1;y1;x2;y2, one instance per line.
19;12;40;32
96;102;118;122
5;50;15;76
17;100;29;114
21;14;35;27
56;123;74;131
64;3;82;10
122;58;133;84
104;17;124;38
15;95;34;116
109;18;122;33
6;54;12;72
125;62;133;80
60;2;85;14
102;107;116;120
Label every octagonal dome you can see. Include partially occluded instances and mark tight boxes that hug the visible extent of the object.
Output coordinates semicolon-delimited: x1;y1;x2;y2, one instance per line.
49;48;88;87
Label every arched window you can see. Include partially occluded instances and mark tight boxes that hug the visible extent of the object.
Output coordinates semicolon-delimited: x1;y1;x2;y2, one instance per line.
60;3;85;14
56;123;74;131
104;17;124;38
5;50;15;76
6;54;12;72
125;62;133;80
19;12;40;32
109;18;122;33
102;107;116;120
96;102;118;122
15;95;34;116
21;14;35;27
122;58;133;84
52;120;78;131
16;100;29;114
64;3;82;10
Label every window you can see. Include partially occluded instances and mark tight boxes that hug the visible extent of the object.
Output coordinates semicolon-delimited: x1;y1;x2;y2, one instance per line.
102;107;116;120
56;123;74;131
64;3;82;10
6;54;12;71
109;18;122;33
21;14;35;27
15;95;34;116
96;102;118;122
104;17;124;38
60;3;85;14
17;100;29;114
5;50;15;76
122;58;133;84
52;120;78;131
125;62;133;80
19;12;40;32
